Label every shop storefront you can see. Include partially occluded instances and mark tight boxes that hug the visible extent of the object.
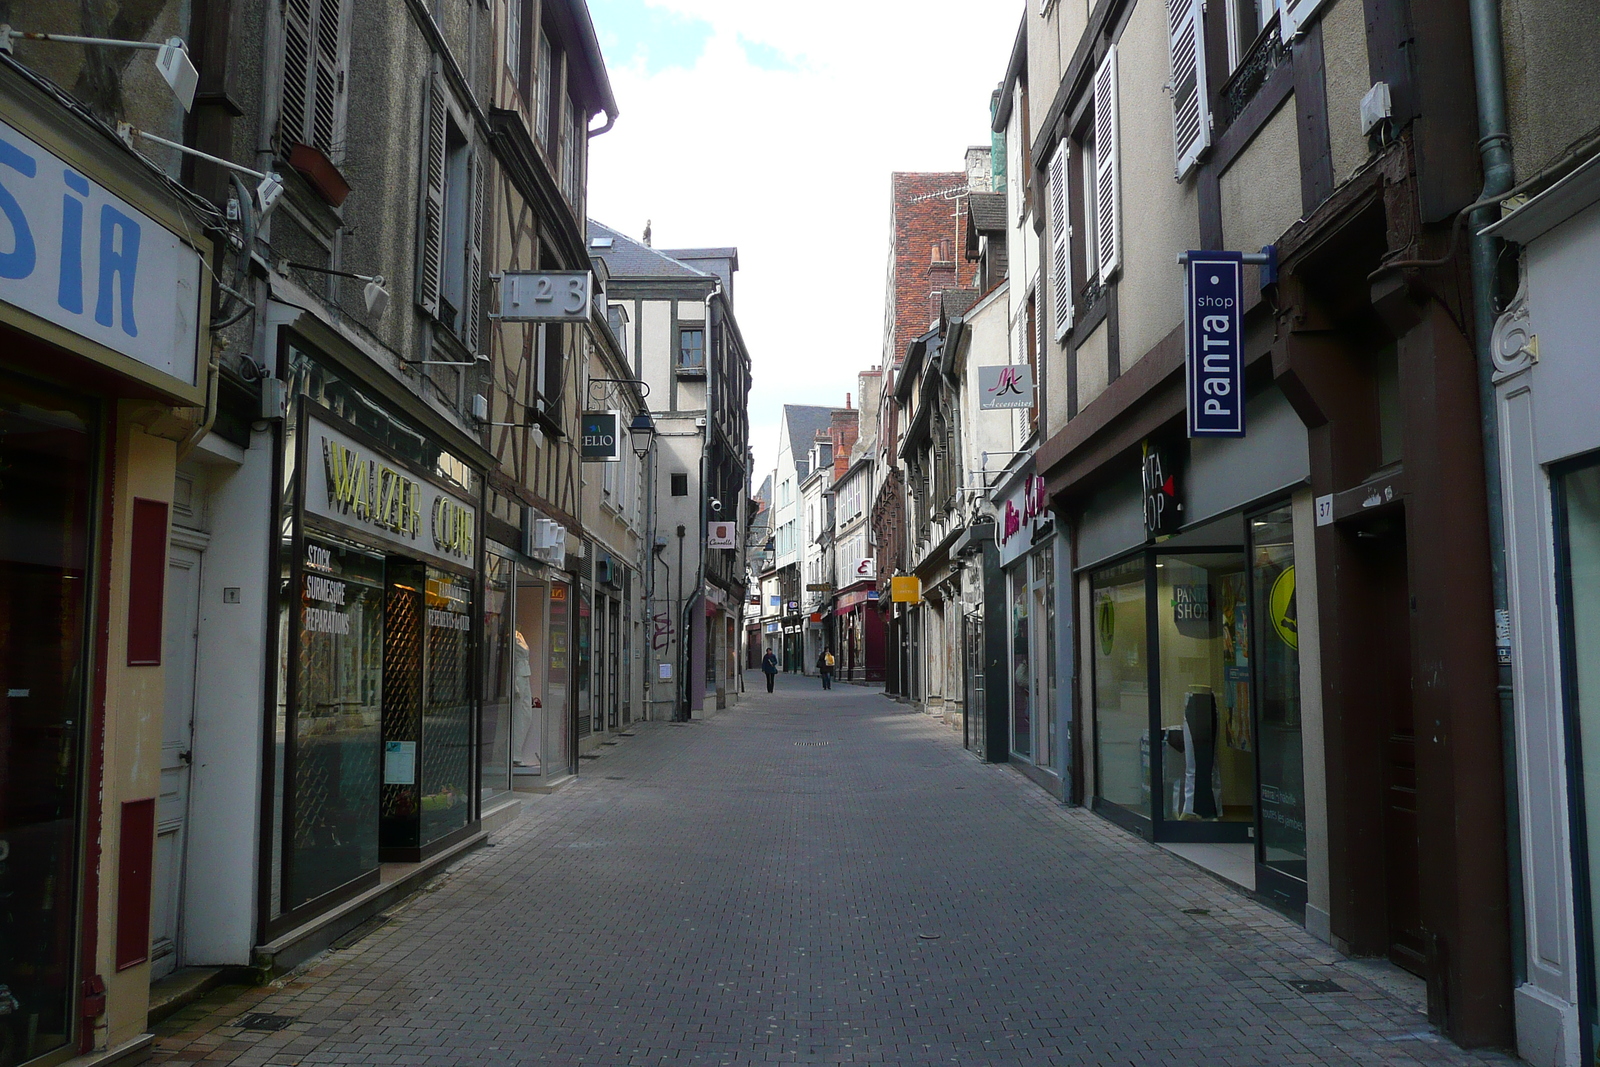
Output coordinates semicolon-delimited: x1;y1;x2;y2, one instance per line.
833;587;884;683
1485;163;1600;1063
1072;388;1313;912
997;470;1062;795
481;540;574;795
1;61;214;1066
266;341;483;933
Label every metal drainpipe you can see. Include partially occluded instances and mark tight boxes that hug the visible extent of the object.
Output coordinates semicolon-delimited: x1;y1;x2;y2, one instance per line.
1467;0;1525;988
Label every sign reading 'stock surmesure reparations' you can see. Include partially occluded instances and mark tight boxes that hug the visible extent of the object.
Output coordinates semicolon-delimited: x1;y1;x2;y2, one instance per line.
304;415;477;568
0;117;205;391
1184;251;1245;438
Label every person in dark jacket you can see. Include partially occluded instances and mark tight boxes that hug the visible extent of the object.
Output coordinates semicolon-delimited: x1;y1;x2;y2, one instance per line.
761;649;779;693
816;648;835;689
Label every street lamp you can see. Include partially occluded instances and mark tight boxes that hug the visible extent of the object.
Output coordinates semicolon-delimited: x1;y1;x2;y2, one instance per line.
628;411;656;460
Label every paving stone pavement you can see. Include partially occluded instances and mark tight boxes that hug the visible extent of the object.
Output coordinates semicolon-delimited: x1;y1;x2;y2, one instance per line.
152;674;1521;1066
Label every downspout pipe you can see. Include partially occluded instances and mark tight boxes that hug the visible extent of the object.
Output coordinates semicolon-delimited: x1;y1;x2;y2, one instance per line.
1467;0;1525;988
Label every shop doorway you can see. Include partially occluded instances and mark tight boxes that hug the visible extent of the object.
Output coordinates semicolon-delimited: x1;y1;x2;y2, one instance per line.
153;539;204;980
1363;518;1424;975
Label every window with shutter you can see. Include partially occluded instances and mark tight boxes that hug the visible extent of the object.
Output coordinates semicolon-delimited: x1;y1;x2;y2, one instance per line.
1093;46;1122;280
279;0;346;158
465;151;486;351
1049;141;1073;341
1168;0;1211;180
505;0;521;87
418;75;447;318
535;33;553;147
1279;0;1330;40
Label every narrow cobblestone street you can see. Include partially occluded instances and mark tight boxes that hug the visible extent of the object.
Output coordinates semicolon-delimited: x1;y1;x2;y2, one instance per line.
153;677;1516;1067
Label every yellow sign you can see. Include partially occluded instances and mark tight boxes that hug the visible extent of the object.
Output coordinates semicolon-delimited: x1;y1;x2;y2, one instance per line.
891;576;922;604
1270;565;1298;650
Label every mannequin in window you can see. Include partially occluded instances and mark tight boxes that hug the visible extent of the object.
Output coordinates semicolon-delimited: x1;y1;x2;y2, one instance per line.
512;630;538;770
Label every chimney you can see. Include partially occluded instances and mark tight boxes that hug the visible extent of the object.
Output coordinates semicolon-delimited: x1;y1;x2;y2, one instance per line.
643;220;652;247
846;392;852;409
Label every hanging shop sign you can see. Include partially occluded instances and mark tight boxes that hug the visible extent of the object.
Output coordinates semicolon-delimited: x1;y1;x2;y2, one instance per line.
580;410;621;461
854;557;877;581
978;364;1035;410
1184;250;1245;438
891;576;922;604
708;520;737;549
305;415;478;568
998;472;1050;566
1142;441;1180;537
0;116;206;397
497;270;592;322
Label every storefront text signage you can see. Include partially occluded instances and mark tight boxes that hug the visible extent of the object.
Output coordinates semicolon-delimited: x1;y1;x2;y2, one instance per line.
978;365;1035;410
306;416;477;568
998;473;1049;566
854;557;877;581
0;118;204;390
708;521;737;549
891;576;922;604
1142;442;1180;537
1184;251;1245;438
580;410;621;462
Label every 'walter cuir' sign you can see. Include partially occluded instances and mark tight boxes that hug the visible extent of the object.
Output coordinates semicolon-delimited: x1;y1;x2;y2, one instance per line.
306;415;477;567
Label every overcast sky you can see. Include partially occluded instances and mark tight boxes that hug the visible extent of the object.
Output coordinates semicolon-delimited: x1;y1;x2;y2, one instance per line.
585;0;1023;490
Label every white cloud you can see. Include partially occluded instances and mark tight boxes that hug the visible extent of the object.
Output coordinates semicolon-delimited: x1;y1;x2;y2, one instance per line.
587;1;1023;484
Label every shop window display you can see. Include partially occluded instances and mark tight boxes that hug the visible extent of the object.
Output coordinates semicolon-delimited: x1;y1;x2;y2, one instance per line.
1154;553;1254;824
1557;460;1600;1042
421;568;473;843
0;381;95;1067
1251;507;1305;881
290;537;385;909
1092;558;1148;813
1010;569;1031;758
480;553;513;801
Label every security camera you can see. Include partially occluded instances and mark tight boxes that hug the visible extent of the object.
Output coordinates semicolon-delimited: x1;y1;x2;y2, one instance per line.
709;498;723;513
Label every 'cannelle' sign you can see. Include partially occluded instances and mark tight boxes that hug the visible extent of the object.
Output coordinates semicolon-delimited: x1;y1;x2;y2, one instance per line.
305;415;477;566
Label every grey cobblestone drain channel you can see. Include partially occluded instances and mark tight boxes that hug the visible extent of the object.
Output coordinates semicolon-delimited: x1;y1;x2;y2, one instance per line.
152;674;1517;1066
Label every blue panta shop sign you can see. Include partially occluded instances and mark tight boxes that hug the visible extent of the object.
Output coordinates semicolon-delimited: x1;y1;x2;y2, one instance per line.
1184;251;1244;437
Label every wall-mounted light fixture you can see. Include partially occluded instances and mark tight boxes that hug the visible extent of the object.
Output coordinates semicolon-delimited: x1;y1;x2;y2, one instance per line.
1;27;198;109
278;260;391;319
117;123;284;219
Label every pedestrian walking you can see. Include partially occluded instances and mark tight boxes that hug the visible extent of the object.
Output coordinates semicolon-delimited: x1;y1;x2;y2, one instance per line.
761;648;779;693
817;648;835;689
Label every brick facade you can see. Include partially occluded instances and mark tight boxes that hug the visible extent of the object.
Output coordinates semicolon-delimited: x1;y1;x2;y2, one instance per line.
884;172;979;367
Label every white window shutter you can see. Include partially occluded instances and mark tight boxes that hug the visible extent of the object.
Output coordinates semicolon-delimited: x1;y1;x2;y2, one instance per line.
1280;0;1333;40
1167;0;1211;180
465;150;486;351
1093;45;1122;281
280;0;313;147
310;0;344;157
1049;140;1073;341
418;74;447;318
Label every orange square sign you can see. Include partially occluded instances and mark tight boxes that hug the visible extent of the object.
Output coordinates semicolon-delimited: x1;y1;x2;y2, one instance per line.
891;576;921;604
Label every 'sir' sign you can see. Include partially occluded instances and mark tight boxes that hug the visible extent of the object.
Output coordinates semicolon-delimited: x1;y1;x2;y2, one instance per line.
1185;251;1245;438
